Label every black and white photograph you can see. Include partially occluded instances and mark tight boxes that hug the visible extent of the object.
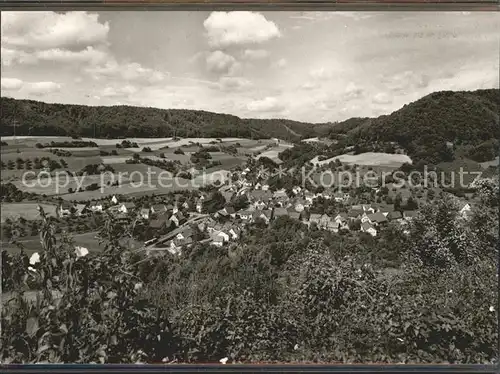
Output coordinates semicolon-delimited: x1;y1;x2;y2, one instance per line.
1;10;498;364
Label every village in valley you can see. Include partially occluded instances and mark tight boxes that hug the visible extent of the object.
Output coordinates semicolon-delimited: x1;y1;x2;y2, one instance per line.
44;153;476;258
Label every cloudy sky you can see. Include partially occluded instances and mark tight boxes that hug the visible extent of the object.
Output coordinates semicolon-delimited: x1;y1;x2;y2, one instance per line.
1;11;498;123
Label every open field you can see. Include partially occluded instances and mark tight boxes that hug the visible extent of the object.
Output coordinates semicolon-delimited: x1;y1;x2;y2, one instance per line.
1;203;57;223
12;174;125;195
480;157;499;169
102;156;133;164
310;152;413;167
0;149;53;160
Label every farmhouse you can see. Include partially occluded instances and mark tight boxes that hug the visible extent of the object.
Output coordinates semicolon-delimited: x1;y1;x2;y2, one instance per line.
361;222;377;237
273;207;289;219
139;208;150;220
57;201;74;217
387;211;403;221
149;214;169;230
88;201;104;213
119;202;136;214
366;212;388;226
150;204;167;215
458;202;472;218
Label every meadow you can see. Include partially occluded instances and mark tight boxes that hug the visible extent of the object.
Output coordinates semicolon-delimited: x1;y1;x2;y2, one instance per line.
310;152;413;167
1;203;57;223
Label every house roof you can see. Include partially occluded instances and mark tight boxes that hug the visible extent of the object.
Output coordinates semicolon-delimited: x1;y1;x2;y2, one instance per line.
351;205;363;210
222;191;234;203
289;212;300;220
180;227;193;238
250;190;272;201
348;209;363;217
75;204;86;213
149;218;167;229
225;206;236;214
122;202;135;209
367;212;388;223
336;212;349;219
309;213;322;221
274;207;288;217
361;222;376;231
151;204;166;211
238;210;252;217
140;208;150;214
388;211;402;220
59;201;74;209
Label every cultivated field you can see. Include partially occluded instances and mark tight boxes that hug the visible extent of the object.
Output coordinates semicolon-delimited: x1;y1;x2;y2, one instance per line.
310;152;413;167
1;203;57;223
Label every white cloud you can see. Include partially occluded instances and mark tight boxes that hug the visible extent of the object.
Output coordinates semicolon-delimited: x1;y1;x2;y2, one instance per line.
85;60;167;84
372;92;392;105
101;85;138;98
1;11;109;50
242;49;269;60
204;12;281;48
34;47;108;65
218;76;252;91
246;96;285;113
1;77;24;91
25;81;62;96
206;50;239;75
309;67;333;80
344;82;364;100
272;58;288;70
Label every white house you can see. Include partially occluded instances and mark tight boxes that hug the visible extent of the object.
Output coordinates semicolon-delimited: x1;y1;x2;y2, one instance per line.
459;202;471;218
119;202;135;214
196;199;203;213
361;222;377;237
88;201;103;213
111;195;119;205
57;201;74;217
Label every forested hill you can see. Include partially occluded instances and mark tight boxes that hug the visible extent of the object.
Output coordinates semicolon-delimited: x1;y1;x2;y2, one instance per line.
330;88;500;164
2;88;498;160
0;97;326;141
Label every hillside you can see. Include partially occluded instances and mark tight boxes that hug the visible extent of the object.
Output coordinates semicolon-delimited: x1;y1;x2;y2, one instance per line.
0;97;325;142
339;89;499;164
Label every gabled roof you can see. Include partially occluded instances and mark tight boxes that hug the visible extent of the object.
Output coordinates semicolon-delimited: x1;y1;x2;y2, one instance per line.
225;206;236;214
149;218;167;229
289;212;300;220
250;190;272;201
367;212;387;223
361;222;376;231
222;191;234;203
336;212;348;220
180;227;193;238
238;210;253;216
122;202;135;209
348;209;363;217
274;207;288;217
151;204;166;211
388;211;402;220
59;201;74;209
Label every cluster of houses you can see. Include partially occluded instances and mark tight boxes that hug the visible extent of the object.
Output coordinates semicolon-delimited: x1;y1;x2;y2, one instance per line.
57;165;474;254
